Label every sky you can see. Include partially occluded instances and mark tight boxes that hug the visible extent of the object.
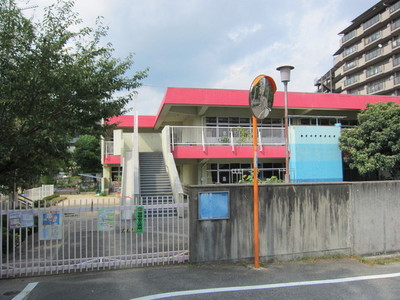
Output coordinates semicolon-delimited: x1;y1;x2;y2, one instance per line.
23;0;379;115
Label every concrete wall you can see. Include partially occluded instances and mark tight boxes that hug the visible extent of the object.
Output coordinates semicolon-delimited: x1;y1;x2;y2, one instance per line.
139;133;162;152
351;181;400;255
182;164;199;185
188;181;400;263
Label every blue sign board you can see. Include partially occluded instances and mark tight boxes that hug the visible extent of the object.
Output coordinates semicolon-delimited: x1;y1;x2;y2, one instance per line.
198;191;229;220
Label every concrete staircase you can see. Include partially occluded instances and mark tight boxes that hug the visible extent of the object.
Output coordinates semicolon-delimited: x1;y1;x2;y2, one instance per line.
139;152;176;216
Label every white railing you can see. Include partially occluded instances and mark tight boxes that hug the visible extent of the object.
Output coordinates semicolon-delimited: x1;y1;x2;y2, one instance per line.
24;185;54;201
104;141;114;155
170;126;285;149
162;126;185;210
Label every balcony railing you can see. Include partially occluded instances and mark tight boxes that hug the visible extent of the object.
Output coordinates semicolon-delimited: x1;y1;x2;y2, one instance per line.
104;141;114;155
170;126;285;151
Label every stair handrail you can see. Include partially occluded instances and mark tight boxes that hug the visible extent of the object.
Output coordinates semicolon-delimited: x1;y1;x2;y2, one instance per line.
17;194;34;208
161;126;184;206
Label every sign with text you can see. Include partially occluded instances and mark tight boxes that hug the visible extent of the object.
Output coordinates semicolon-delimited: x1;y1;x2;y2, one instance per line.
39;210;63;240
135;206;145;233
98;208;115;231
9;211;34;229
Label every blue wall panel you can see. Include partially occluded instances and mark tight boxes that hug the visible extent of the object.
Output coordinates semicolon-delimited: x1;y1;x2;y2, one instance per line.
289;126;343;183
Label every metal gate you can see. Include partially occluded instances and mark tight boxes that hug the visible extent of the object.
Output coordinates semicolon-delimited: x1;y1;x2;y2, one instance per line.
0;196;189;278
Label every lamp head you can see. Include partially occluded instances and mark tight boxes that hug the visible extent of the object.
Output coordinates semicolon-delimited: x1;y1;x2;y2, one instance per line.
276;65;294;83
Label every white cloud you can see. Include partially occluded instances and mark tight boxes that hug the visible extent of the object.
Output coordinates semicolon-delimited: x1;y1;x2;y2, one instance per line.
212;0;363;93
213;42;288;90
22;0;380;111
228;24;263;43
128;86;167;116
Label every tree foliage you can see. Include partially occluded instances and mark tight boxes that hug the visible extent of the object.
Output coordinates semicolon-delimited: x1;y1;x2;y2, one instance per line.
339;102;400;180
72;135;101;174
0;0;147;192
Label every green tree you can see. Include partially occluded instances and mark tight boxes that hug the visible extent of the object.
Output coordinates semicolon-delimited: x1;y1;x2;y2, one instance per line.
339;102;400;180
0;0;148;192
72;135;101;174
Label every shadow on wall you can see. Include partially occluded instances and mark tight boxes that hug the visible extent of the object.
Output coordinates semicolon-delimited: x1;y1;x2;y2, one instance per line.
188;181;400;263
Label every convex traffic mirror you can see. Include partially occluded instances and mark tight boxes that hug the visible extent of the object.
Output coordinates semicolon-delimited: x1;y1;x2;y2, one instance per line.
249;75;277;120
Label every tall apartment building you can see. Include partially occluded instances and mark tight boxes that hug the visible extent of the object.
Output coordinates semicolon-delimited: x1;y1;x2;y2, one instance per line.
316;0;400;95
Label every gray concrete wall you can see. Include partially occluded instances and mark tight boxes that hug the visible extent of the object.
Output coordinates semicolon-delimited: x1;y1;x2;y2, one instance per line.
350;181;400;255
188;181;400;263
262;183;350;261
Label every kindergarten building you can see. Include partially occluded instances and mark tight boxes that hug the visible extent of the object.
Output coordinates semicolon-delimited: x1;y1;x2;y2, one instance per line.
100;87;400;198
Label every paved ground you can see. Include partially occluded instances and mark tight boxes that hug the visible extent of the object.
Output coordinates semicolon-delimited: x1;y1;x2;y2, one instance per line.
1;258;400;300
58;193;120;206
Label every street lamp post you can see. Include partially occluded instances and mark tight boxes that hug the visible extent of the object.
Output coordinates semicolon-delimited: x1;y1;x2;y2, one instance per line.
276;65;294;183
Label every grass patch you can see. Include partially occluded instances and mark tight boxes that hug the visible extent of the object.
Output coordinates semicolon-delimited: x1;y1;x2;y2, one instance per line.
266;254;353;265
357;256;400;266
34;194;67;207
293;254;350;263
279;254;400;266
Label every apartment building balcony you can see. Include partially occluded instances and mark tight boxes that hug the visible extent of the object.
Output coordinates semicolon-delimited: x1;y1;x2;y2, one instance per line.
361;12;387;37
340;29;358;48
169;126;286;159
103;141;121;164
389;2;400;20
104;141;114;155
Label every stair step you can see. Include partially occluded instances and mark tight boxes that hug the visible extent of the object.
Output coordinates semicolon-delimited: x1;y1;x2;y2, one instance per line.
139;152;173;197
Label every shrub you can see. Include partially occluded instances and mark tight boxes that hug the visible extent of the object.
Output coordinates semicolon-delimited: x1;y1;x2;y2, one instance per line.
34;194;66;207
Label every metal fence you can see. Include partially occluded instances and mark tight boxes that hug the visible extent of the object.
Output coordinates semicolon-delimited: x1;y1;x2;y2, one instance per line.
0;196;189;278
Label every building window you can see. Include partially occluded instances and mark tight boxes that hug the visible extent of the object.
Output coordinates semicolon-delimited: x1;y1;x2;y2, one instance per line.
392;18;400;31
367;80;384;94
365;31;381;45
393;35;400;48
394;54;400;67
341;119;358;127
343;44;357;57
347;88;361;95
344;74;359;86
366;64;383;78
111;167;122;182
395;73;400;85
258;118;283;127
390;1;400;14
204;117;282;143
365;47;382;61
260;163;284;180
299;118;317;125
207;163;251;184
205;116;282;128
342;29;356;43
343;59;357;71
207;162;285;184
363;15;380;30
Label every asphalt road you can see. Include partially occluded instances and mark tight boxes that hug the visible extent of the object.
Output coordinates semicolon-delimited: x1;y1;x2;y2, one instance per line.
1;258;400;300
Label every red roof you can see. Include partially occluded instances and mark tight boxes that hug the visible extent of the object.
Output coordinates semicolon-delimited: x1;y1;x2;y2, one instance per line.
111;88;400;128
161;87;400;110
106;115;156;127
